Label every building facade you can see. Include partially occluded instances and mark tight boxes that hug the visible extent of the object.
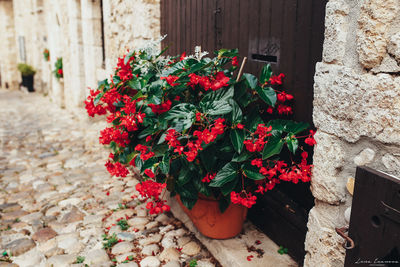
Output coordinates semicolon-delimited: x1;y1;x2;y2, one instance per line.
0;0;399;266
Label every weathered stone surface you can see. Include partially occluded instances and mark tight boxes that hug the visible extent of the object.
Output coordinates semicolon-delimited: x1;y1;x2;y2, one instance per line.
139;233;162;246
310;131;347;204
322;0;349;64
357;0;400;69
182;241;201;256
46;254;77;267
12;247;45;267
381;153;400;172
140;256;161;267
84;249;110;265
4;238;36;256
159;247;180;261
388;32;400;62
32;227;57;243
111;241;134;255
142;244;160;256
1;210;28;221
313;63;400;144
0;203;21;213
304;203;347;267
60;206;84;223
353;148;376;166
128;217;149;229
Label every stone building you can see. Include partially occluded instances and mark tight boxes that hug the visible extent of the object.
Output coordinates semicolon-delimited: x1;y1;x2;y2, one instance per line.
0;0;399;266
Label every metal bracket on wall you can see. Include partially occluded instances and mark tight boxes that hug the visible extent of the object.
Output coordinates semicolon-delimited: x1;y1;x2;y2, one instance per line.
335;227;355;250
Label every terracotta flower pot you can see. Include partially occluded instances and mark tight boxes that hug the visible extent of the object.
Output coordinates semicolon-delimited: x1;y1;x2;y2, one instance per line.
176;195;247;239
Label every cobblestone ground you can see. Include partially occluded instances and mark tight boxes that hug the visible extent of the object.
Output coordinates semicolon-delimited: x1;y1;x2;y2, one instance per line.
0;90;218;267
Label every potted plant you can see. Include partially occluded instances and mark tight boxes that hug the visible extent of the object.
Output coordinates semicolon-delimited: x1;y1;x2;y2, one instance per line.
84;45;315;239
53;57;63;80
43;49;50;61
17;63;36;92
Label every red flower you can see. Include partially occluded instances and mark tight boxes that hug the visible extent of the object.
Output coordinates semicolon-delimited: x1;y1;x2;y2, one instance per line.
231;191;257;208
236;123;244;129
232;56;239;67
210;71;230;91
57;68;63;75
148;100;172;115
270;73;285;85
161;76;180;87
201;173;216;183
84;89;107;117
105;161;129;177
116;55;133;81
136;180;166;199
144;169;155;178
305;130;317;146
180;52;186;61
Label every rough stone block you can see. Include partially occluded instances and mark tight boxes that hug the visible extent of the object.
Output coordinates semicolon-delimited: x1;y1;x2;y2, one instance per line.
311;131;347;204
322;0;349;64
313;62;400;144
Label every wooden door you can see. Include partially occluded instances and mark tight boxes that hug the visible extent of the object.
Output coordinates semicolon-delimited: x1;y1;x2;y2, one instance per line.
344;167;400;267
161;0;328;264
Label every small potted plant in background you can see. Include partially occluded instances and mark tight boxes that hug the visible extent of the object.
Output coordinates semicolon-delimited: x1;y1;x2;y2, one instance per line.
17;63;36;92
43;49;50;62
53;57;63;81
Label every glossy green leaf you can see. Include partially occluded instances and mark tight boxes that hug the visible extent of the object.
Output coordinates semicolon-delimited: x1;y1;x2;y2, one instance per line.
231;151;252;162
260;64;272;84
285;134;299;154
230;129;245;154
262;132;284;160
209;162;238;187
159;154;170;174
255;86;277;106
242;163;265;180
243;73;258;89
221;178;238;196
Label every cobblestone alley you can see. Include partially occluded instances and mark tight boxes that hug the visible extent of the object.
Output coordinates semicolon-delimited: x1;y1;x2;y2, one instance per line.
0;90;217;267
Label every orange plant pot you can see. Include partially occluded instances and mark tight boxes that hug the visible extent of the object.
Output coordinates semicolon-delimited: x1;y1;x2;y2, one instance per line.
176;195;247;239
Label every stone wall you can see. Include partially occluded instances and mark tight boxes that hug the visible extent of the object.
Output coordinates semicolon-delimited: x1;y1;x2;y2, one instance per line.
304;0;400;266
0;0;18;90
102;0;161;74
0;0;161;113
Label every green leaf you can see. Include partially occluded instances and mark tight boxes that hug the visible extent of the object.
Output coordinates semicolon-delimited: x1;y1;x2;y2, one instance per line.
138;126;157;139
201;100;232;116
232;151;252;162
267;120;310;134
159;154;170;174
262;132;284;160
285;134;299;154
255;86;277;106
193;176;211;196
180;196;197;210
229;99;243;123
201;86;234;103
230;129;245;154
243;73;258;89
260;64;272;84
242;163;265;180
127;79;141;90
163;103;196;131
177;167;192;186
221;178;238;196
218;196;230;213
93;92;104;105
209;162;238;187
126;152;138;164
140;157;158;172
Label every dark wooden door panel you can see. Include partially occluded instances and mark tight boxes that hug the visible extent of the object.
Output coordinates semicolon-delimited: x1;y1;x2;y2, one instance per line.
345;167;400;267
161;1;328;264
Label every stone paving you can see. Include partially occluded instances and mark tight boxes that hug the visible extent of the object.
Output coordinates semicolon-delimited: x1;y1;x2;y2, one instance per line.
0;90;218;267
